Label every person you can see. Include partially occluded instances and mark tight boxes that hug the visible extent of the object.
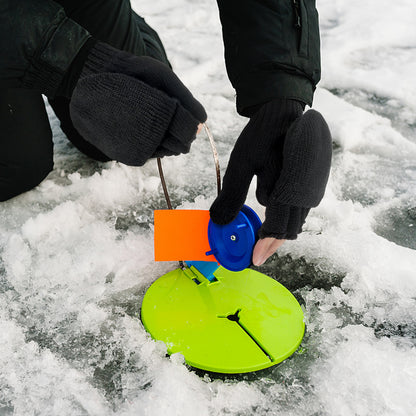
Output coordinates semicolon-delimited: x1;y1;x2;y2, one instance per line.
0;0;332;266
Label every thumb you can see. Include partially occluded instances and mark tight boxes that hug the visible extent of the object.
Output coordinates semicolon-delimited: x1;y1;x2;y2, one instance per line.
210;154;254;225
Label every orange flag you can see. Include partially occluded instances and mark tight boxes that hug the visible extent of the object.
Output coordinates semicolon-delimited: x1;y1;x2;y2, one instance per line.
154;210;216;262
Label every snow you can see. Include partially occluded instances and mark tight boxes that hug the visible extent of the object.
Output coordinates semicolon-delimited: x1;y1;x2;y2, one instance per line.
1;0;416;414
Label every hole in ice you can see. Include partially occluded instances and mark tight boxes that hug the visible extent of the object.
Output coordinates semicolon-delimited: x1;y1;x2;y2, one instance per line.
253;253;345;292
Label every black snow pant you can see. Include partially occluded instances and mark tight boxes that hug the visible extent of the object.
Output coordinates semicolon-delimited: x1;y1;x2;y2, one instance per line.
0;0;169;202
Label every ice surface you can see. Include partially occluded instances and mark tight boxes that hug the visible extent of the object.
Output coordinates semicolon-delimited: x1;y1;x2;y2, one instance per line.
1;0;416;415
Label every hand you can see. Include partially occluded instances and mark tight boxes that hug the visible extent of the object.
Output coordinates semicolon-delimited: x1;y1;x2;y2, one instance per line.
210;99;332;266
69;42;207;166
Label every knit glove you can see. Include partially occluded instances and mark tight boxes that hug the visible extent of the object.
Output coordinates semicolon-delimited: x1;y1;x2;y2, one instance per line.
69;42;207;166
210;99;332;240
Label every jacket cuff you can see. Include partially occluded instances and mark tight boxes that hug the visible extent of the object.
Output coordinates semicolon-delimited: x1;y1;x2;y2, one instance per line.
235;70;314;117
23;15;91;98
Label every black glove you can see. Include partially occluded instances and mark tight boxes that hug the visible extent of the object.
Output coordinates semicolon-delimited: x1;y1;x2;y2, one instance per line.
69;42;207;166
210;99;332;240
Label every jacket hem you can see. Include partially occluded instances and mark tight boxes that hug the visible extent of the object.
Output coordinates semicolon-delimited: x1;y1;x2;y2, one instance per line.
235;70;315;117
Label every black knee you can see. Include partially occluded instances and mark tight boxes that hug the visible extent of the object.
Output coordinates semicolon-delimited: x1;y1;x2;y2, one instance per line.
0;89;54;202
0;156;54;202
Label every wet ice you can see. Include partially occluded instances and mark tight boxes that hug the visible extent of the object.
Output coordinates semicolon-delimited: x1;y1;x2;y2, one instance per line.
1;0;416;415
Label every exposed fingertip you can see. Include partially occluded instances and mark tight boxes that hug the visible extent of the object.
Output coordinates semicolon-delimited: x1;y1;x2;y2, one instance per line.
252;253;266;267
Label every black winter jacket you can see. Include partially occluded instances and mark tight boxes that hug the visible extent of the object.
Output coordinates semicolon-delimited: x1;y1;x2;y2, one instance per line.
0;0;321;116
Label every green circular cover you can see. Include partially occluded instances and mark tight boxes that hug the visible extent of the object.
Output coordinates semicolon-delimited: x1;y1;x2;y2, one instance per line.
141;266;305;373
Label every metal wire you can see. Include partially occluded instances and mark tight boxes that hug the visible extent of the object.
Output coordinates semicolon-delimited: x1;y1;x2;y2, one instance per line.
156;157;172;210
203;123;221;195
157;122;221;207
156;122;221;269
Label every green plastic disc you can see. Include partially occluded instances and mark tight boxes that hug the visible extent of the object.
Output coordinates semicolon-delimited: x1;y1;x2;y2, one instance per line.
141;266;305;373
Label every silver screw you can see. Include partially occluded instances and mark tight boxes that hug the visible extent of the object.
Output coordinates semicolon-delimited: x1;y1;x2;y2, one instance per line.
230;235;236;241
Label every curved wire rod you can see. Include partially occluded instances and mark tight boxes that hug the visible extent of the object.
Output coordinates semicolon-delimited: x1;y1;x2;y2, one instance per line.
156;122;221;269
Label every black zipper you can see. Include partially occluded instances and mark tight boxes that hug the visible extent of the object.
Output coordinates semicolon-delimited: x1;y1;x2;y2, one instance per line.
293;0;302;28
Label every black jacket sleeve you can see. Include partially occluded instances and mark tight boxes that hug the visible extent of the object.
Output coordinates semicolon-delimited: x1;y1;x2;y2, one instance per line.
0;0;90;97
217;0;321;116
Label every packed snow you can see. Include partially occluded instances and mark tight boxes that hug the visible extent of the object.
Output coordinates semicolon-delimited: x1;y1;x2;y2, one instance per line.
1;0;416;415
